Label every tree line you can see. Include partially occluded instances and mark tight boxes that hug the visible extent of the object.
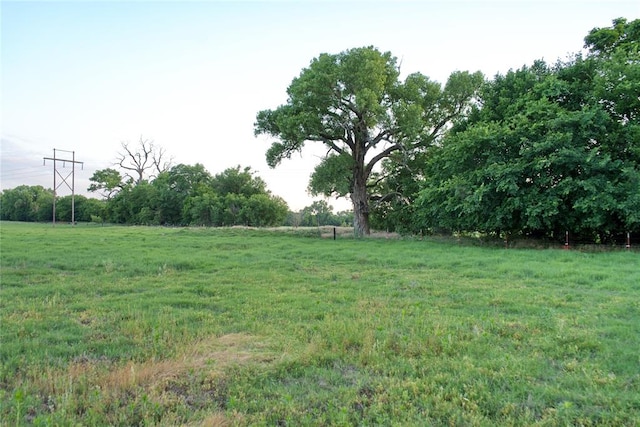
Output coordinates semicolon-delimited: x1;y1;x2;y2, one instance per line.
0;136;352;227
0;185;103;223
0;158;350;228
257;18;639;242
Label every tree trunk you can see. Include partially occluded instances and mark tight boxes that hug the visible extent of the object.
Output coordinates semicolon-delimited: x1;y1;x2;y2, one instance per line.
351;173;370;237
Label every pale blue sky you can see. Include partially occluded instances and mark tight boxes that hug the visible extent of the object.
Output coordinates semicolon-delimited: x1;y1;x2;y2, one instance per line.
2;1;638;210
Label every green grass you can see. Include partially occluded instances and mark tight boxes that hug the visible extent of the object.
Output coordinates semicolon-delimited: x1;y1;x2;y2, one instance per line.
1;222;639;426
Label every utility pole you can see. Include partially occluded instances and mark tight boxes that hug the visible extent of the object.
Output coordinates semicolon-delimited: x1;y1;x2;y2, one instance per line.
43;149;83;226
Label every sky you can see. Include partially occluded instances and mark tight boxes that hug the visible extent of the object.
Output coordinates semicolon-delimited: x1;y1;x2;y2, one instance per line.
1;0;638;211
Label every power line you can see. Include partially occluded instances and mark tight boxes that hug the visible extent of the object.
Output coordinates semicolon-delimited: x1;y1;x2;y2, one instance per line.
1;169;51;179
43;149;84;226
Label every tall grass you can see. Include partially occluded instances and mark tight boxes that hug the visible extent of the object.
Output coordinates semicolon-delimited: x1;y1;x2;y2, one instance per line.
1;222;638;425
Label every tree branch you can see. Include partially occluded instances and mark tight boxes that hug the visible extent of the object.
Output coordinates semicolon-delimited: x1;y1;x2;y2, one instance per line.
366;129;394;152
115;136;169;184
339;97;361;118
366;172;391;189
321;137;346;155
369;191;410;205
365;144;402;177
153;147;174;178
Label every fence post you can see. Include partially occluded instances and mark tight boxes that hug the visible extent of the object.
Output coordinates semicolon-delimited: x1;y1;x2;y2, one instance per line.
564;231;570;250
333;227;336;240
626;231;631;250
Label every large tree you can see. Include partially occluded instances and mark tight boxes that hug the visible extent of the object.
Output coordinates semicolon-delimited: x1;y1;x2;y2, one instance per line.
255;46;483;236
89;137;173;202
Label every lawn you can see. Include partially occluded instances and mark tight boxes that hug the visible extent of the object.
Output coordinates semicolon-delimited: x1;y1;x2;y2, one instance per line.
1;222;638;426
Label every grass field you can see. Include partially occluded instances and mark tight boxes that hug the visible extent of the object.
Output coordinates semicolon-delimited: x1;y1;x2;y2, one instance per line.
1;222;639;426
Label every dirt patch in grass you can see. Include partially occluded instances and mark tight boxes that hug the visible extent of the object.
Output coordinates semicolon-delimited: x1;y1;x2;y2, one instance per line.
29;334;271;425
102;333;271;391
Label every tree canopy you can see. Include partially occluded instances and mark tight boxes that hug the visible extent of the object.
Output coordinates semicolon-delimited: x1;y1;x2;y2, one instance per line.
103;164;289;227
255;46;483;236
415;18;640;242
87;168;123;200
0;185;54;222
87;141;290;227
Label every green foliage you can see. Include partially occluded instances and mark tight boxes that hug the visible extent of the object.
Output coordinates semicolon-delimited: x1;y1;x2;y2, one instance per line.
284;202;353;228
368;151;428;233
1;223;639;425
0;185;53;222
308;153;354;197
92;164;289;227
0;186;106;224
241;194;289;227
296;200;337;227
416;19;640;241
587;18;640;125
584;17;640;56
211;165;267;197
152;163;213;225
255;46;483;236
87;168;123;200
182;188;220;226
107;180;158;224
55;195;106;222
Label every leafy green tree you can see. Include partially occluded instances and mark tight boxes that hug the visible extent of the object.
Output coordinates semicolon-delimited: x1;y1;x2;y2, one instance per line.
87;168;124;200
219;193;245;226
182;189;220;226
211;166;267;197
368;150;427;233
205;166;287;226
241;194;289;227
416;18;640;242
80;197;107;222
107;181;158;224
586;18;640;164
55;195;103;222
283;211;303;227
255;46;483;236
100;162;288;227
300;200;335;226
152;163;212;225
54;195;74;222
584;17;640;56
0;187;32;221
33;189;54;222
335;210;354;227
0;185;53;222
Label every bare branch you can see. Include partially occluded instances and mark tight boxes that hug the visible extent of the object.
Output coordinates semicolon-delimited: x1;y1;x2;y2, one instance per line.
114;136;170;184
152;145;173;177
